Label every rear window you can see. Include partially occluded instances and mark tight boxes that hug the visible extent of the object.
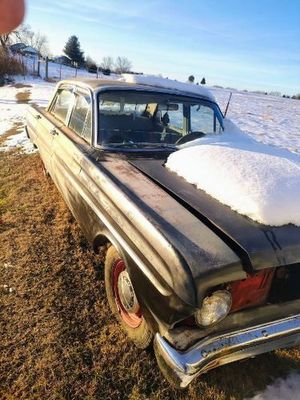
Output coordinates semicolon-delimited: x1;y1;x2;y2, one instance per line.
98;91;223;147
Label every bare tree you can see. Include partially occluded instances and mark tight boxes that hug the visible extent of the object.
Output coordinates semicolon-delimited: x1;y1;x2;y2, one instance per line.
16;24;32;42
114;56;132;74
100;56;114;70
0;24;35;53
31;31;49;57
0;25;24;52
17;25;49;57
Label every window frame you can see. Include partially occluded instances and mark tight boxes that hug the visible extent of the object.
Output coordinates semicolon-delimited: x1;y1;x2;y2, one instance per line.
48;84;94;145
49;84;76;125
68;88;93;143
190;103;222;134
96;88;224;148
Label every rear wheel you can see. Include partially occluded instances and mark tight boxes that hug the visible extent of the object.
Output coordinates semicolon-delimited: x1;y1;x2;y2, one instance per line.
104;246;153;349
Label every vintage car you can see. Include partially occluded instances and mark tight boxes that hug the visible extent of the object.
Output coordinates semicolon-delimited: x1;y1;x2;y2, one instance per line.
26;76;300;388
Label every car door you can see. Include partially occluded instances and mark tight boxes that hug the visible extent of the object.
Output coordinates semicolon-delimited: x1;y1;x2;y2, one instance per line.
50;86;93;218
40;85;75;174
31;107;64;175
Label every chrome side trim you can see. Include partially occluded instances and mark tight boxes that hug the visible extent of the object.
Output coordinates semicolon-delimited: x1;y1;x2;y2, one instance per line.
154;314;300;388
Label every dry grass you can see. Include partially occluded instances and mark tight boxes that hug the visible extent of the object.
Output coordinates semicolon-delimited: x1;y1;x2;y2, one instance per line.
0;52;25;83
1;151;300;399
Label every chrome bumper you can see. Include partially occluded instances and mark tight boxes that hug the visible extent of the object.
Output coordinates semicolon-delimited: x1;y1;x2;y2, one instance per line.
154;314;300;388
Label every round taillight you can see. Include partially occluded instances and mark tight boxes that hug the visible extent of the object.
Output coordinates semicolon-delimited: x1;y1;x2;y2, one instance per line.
195;290;232;327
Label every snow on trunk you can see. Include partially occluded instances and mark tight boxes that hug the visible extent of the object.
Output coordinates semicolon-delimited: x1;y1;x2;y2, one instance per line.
166;143;300;226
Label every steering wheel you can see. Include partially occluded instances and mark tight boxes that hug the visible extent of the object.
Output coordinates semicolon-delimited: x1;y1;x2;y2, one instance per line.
175;131;205;145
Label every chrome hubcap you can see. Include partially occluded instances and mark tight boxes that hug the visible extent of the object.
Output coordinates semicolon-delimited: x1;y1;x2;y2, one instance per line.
117;270;140;313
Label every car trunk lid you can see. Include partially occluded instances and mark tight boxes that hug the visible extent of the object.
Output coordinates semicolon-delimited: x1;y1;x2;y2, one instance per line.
130;158;300;272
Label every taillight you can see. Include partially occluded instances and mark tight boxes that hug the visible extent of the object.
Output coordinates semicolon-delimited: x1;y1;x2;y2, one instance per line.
195;290;232;327
178;269;275;329
230;269;274;312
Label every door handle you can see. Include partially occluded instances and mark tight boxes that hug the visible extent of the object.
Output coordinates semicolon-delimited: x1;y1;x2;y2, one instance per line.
50;128;59;136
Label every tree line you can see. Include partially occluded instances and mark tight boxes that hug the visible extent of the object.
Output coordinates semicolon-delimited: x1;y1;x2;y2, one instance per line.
0;26;133;75
63;35;132;74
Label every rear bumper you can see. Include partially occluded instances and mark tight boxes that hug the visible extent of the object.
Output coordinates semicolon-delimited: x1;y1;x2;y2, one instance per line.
154;314;300;388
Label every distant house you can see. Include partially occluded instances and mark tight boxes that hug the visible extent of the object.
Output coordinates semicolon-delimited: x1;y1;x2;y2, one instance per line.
20;46;39;57
9;43;26;54
53;55;71;66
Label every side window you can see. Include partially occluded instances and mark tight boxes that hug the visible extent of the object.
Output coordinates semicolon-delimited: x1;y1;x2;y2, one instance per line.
69;93;92;141
190;104;221;134
167;103;183;132
51;89;74;123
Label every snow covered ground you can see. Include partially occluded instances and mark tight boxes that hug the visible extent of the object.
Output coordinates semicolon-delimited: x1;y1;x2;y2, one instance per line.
212;88;300;155
23;56;118;81
0;76;54;153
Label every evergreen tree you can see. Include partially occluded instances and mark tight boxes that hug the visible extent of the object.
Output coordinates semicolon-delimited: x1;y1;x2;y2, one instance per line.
201;77;206;85
63;35;84;65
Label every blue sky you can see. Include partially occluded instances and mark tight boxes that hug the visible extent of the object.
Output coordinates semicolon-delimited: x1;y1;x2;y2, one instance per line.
25;0;300;94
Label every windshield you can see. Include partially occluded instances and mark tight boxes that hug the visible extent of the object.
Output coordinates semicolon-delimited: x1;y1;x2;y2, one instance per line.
98;90;223;148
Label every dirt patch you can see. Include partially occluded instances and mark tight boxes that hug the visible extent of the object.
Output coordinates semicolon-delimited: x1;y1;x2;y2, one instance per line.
0;123;24;146
44;77;57;83
0;152;300;400
15;90;31;103
11;83;32;89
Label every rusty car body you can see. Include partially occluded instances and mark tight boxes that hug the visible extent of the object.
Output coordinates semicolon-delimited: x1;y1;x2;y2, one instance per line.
26;78;300;388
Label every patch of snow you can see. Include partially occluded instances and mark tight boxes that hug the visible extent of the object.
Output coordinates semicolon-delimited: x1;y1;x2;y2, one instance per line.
121;74;215;101
166;122;300;226
0;104;25;136
248;372;300;400
0;76;55;152
0;127;36;154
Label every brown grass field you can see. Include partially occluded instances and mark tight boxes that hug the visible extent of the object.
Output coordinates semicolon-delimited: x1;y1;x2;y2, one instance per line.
1;150;300;399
